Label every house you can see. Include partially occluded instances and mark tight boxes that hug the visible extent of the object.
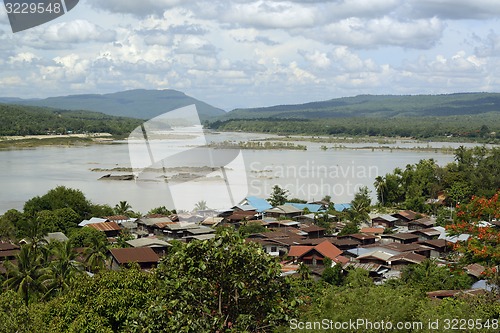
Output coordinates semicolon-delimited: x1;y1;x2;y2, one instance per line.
360;227;385;237
382;233;420;244
330;237;361;250
294;213;336;224
301;225;326;239
44;232;69;243
387;252;426;270
382;243;432;258
411;228;442;241
224;211;257;224
239;196;272;213
464;263;486;280
183;234;216;242
103;215;131;224
264;205;303;219
109;247;159;270
201;217;224;227
246;238;288;256
0;242;20;261
391;210;419;226
78;217;108;227
371;214;399;228
333;203;352;212
408;217;436;230
158;222;207;240
338;233;377;246
285;202;325;213
266;220;301;230
417;239;449;258
125;237;171;256
288;240;347;266
342;262;389;279
85;222;121;238
136;216;173;234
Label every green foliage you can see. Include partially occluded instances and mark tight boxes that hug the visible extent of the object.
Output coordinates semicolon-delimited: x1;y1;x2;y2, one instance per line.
0;103;143;137
145;229;299;332
147;206;172;216
23;186;92;220
268;185;289;207
0;290;32;333
377;147;500;209
337;222;359;236
348;186;371;223
68;227;107;248
33;269;155;332
321;259;344;286
400;260;473;292
238;221;269;237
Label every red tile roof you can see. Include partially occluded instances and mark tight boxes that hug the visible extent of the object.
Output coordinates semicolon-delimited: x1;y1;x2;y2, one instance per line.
109;247;159;264
288;246;312;257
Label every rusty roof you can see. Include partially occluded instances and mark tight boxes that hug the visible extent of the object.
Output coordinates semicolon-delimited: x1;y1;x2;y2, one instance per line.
360;227;385;234
109;247;159;264
392;210;419;220
103;215;129;221
288;246;312;257
86;221;121;232
464;263;486;278
0;243;20;251
301;225;326;233
388;252;426;264
386;233;420;240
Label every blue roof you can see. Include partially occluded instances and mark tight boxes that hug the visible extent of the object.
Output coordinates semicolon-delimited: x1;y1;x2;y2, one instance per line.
285;203;324;213
334;203;352;211
243;196;272;213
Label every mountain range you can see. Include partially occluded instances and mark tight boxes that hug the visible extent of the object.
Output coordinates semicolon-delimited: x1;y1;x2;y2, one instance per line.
0;89;226;121
2;90;500;121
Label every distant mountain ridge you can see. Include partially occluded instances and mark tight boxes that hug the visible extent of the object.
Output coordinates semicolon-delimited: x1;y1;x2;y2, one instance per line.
224;93;500;119
0;89;226;121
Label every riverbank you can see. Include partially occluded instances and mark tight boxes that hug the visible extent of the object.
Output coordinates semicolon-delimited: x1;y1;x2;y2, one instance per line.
0;133;115;149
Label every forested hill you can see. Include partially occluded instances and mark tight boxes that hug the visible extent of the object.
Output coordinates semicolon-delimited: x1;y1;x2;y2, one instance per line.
225;92;500;119
0;104;143;136
0;89;226;121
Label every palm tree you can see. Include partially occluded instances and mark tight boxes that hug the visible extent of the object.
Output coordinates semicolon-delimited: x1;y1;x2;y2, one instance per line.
194;200;208;211
3;245;47;305
84;235;109;273
114;201;132;215
374;176;387;206
42;241;83;298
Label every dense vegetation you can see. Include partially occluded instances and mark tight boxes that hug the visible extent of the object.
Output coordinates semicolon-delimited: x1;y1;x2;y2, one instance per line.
225;93;500;119
206;113;500;141
0;104;143;137
374;146;500;213
1;146;500;332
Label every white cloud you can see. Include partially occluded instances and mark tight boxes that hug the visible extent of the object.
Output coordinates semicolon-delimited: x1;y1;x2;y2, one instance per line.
88;0;184;17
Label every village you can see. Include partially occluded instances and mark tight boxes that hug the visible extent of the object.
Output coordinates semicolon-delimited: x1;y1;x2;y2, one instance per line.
3;193;497;301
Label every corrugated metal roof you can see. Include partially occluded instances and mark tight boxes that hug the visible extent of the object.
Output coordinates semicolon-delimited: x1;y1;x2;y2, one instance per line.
86;221;121;232
109;247;159;264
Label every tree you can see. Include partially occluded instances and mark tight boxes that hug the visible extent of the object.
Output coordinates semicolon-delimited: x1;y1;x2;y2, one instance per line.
338;222;360;236
373;176;387;206
3;245;47;305
348;186;371;223
194;200;209;211
400;259;472;292
143;229;299;332
322;258;344;286
268;185;289;207
42;241;83;298
238;221;268;237
23;186;92;219
446;191;500;265
83;232;109;272
147;206;172;216
114;201;132;216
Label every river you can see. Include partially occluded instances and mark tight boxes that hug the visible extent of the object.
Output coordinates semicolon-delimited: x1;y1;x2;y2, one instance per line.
0;131;489;214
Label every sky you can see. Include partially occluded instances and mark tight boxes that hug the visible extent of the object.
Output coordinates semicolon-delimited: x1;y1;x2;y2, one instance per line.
1;0;500;111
